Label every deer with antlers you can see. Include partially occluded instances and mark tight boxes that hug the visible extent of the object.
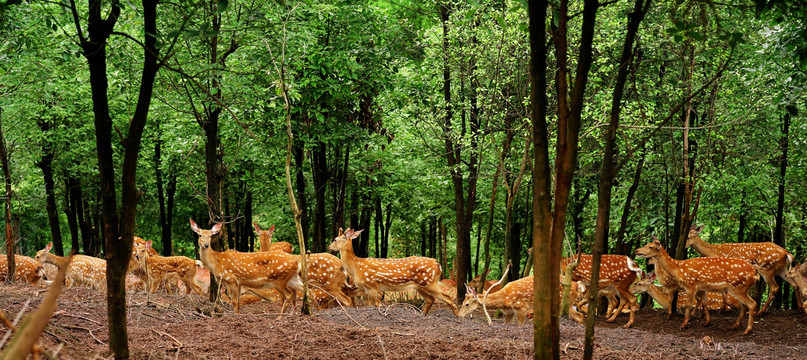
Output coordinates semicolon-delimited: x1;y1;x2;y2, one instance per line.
635;240;758;334
190;219;303;313
34;242;106;290
253;223;293;254
133;239;202;297
459;264;532;324
685;224;797;314
329;228;457;315
560;254;641;328
1;254;46;286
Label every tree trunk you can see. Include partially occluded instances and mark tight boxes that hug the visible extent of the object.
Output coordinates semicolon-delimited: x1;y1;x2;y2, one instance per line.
312;141;329;253
37;119;64;256
583;1;648;357
382;203;391;258
772;105;794;309
293;128;309;247
614;151;646;255
374;196;381;257
429;217;437;259
0;108;15;283
241;189;253;252
331;146;349;244
155;125;172;256
64;176;81;253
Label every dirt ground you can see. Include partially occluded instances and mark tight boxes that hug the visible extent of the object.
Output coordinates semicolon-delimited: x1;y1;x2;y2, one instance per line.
2;282;806;359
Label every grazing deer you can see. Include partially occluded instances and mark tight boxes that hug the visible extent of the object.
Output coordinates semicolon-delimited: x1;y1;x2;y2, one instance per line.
635;240;758;334
459;273;533;324
329;228;457;315
253;223;293;254
34;242;106;290
560;254;641;328
685;224;797;314
190;219;303;313
0;254;46;285
133;240;202;297
784;263;807;314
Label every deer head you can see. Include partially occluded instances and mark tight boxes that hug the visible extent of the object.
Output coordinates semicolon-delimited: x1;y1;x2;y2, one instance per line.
635;239;664;259
684;224;705;248
190;218;222;250
630;272;657;294
457;285;480;317
34;243;54;264
328;228;362;252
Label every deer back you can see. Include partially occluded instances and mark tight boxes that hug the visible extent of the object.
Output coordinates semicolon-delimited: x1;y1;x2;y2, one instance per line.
678;257;757;290
564;254;642;288
713;242;791;270
351;256;442;289
211;250;300;289
482;275;534;309
0;255;45;285
305;253;345;287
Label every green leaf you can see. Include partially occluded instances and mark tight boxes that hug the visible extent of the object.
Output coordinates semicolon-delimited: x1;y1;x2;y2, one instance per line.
217;0;229;13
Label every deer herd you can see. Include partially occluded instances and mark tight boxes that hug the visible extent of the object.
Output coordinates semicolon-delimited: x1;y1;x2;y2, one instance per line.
3;221;807;336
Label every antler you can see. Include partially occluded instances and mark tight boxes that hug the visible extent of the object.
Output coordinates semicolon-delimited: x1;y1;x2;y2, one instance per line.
483;261;511;325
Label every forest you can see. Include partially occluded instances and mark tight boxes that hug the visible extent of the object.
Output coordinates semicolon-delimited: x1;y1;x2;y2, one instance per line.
1;0;806;359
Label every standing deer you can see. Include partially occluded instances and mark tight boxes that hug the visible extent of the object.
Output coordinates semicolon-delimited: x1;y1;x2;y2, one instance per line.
459;272;533;324
329;228;457;315
635;240;758;334
631;272;738;313
467;269;501;294
133;240;202;296
190;219;303;313
0;254;46;285
784;263;807;314
560;254;641;328
685;224;797;314
253;223;293;253
34;242;106;290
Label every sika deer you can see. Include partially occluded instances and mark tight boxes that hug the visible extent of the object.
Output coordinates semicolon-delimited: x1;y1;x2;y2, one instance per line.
329;228;457;315
467;269;501;294
630;272;738;313
0;254;46;285
133;240;202;296
459;272;533;324
560;254;641;328
190;219;303;313
685;224;797;314
253;223;293;253
635;240;758;334
784;264;807;314
34;242;106;290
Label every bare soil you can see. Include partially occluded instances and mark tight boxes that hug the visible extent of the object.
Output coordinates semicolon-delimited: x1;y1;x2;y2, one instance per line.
1;282;806;359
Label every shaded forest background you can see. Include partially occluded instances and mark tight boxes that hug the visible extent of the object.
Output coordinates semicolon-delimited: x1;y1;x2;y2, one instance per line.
0;0;805;307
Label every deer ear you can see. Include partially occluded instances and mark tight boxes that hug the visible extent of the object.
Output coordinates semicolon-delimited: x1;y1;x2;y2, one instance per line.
351;229;363;239
145;240;152;248
268;225;275;235
697;224;705;233
338;228;344;236
253;222;261;232
45;242;53;252
211;223;222;235
649;272;657;281
190;219;202;234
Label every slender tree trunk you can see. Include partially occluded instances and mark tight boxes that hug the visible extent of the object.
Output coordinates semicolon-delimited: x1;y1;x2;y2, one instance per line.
772;105;794;309
155;125;172;255
0;108;15;283
64;176;80;252
584;1;648;357
421;221;427;256
382;203;391;258
312;142;328;253
374;196;381;257
331;147;349;244
614;151;645;255
429;217;437;259
293;128;309;247
37;119;64;256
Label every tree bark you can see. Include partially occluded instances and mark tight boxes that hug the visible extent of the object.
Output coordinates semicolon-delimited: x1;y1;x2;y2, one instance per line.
772;105;794;308
37;119;64;256
0;108;15;283
64;176;80;252
584;1;648;357
293;128;309;247
614;151;646;255
312;141;329;253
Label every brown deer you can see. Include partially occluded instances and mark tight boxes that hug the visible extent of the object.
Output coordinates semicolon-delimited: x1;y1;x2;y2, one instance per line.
253;223;293;253
34;242;106;290
560;254;641;328
635;240;758;334
329;228;457;315
459;273;533;324
133;240;202;296
467;269;502;294
685;224;797;314
190;219;303;313
0;254;46;285
784;263;807;314
631;272;739;313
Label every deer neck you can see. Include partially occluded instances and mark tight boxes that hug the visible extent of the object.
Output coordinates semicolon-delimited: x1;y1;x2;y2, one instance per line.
652;248;683;282
337;241;361;278
44;253;69;269
689;236;718;257
645;285;672;309
259;232;270;250
199;246;222;277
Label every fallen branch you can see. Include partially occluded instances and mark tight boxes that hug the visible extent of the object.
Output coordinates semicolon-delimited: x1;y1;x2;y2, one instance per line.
152;328;183;348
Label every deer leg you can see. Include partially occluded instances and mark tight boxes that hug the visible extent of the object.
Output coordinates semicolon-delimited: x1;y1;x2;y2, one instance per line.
426;283;458;315
681;291;696;330
417;289;436;315
757;271;776;314
699;291;711;326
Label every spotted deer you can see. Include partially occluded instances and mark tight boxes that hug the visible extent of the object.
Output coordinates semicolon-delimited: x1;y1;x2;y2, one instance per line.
329;228;457;315
459;273;533;324
253;223;293;254
128;236;158;292
784;263;807;314
1;254;46;285
635;240;758;334
685;224;797;314
34;242;106;290
190;219;303;313
631;272;739;313
133;240;202;296
468;269;502;294
560;254;642;328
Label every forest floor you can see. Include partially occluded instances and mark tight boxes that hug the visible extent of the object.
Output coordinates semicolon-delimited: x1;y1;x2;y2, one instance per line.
2;281;807;359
